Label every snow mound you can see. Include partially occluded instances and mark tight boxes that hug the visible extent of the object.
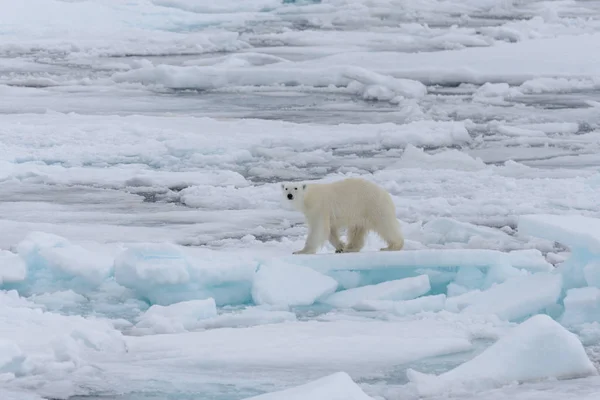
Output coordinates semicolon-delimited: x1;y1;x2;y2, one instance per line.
0;290;126;394
390;144;486;171
407;314;598;396
252;261;338;307
112;64;426;103
132;298;218;335
244;371;373;400
323;275;431;308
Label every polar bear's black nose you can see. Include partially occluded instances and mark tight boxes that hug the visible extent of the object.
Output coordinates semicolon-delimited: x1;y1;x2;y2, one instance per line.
287;193;293;200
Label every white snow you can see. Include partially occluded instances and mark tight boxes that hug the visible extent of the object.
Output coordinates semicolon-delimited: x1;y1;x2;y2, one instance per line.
243;371;373;400
3;0;600;398
252;261;338;307
407;315;598;396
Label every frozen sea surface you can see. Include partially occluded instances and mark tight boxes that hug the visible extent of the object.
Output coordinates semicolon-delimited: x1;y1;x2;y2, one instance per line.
2;0;600;399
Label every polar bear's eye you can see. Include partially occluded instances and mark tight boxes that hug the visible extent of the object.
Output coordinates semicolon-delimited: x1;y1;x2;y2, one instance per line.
294;187;297;190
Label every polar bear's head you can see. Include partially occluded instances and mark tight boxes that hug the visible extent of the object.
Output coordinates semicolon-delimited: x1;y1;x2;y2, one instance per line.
281;182;307;211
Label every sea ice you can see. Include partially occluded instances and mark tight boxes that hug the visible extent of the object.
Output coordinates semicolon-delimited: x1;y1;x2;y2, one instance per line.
390;145;486;171
244;371;373;400
460;272;562;321
284;32;600;85
519;214;600;290
16;231;113;290
196;307;297;330
0;290;126;397
353;294;446;316
0;250;26;285
0;338;23;372
407;314;598;396
285;248;551;294
252;261;338;307
519;214;600;253
124;318;473;372
132;298;218;335
114;243;256;306
322;275;431;308
584;261;600;289
561;287;600;326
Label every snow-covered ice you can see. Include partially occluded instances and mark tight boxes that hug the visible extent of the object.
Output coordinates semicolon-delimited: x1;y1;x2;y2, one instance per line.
322;275;431;308
2;0;600;399
244;371;374;400
252;261;338;307
407;314;598;396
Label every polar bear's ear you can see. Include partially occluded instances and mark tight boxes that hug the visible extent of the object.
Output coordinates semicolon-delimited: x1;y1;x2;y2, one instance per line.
302;184;306;190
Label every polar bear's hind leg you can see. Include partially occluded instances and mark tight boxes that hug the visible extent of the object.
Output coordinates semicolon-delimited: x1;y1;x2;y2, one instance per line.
375;218;404;251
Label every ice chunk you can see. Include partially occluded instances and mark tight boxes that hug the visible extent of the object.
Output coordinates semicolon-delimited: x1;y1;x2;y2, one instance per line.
518;214;600;290
125;318;473;370
244;371;373;400
519;214;600;253
461;272;562;321
0;390;45;400
584;261;600;288
407;315;598;396
561;287;600;326
285;248;550;277
322;275;430;308
353;294;446;316
0;290;126;394
507;249;553;272
390;145;486;171
0;339;23;372
30;290;87;310
0;250;27;285
114;243;256;306
114;243;191;286
132;298;218;335
285;249;548;296
16;231;113;288
252;261;338;307
113;64;426;103
197;307;297;330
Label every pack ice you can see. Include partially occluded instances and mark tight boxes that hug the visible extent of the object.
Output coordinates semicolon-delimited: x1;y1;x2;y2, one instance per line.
1;214;600;398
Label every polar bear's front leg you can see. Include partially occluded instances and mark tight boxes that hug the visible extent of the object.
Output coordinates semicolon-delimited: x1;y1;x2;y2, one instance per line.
293;218;328;255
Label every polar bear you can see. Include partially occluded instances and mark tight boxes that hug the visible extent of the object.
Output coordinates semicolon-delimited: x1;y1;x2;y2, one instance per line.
281;177;404;254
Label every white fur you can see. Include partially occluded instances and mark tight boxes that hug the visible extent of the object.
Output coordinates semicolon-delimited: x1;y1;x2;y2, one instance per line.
281;177;404;254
